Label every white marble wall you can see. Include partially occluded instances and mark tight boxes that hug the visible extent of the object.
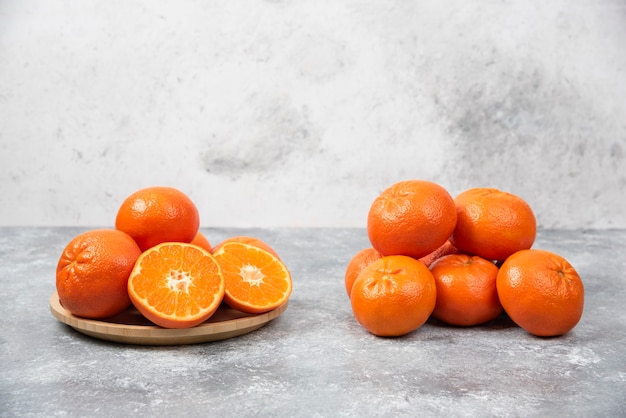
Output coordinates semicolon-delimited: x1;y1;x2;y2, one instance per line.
1;1;625;228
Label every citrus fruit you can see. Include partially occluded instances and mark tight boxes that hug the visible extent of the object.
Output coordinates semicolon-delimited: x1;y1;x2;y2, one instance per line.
350;255;437;337
56;229;142;319
344;248;384;298
418;239;459;268
367;180;457;259
190;231;212;252
127;242;225;329
496;249;584;337
115;186;200;251
430;254;502;326
212;236;280;259
213;242;292;314
450;187;536;261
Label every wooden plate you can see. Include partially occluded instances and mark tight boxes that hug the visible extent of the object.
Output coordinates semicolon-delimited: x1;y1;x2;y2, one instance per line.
49;292;288;346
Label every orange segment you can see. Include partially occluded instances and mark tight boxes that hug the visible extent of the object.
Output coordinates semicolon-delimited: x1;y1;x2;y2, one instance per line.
213;242;292;314
128;243;225;329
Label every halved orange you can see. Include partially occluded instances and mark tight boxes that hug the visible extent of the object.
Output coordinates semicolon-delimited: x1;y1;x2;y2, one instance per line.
127;242;225;328
213;242;292;314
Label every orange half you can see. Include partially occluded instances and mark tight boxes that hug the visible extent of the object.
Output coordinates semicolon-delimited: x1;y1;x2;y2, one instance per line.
213;242;292;314
128;242;225;328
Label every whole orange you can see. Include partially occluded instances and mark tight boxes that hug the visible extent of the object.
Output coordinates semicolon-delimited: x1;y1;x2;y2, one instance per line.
350;255;436;337
56;229;142;319
115;186;200;251
430;254;502;326
496;249;584;337
450;188;536;261
367;180;457;259
344;247;383;297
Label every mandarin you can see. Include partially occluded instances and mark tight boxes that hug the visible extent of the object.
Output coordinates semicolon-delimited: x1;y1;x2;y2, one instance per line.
56;229;141;319
367;180;457;259
430;254;502;326
496;249;584;337
127;242;225;329
450;187;536;261
351;255;436;337
115;186;200;251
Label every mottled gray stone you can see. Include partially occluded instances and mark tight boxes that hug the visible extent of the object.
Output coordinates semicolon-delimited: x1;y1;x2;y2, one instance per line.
1;227;625;417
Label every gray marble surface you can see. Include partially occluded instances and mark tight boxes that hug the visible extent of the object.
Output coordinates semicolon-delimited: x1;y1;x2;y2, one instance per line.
1;227;625;417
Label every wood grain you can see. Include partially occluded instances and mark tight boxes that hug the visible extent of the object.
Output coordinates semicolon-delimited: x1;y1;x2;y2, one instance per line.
49;292;288;345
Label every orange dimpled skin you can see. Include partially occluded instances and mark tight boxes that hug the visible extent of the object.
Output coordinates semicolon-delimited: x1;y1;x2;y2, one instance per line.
213;242;292;314
451;188;536;261
115;186;200;251
127;243;225;329
367;180;457;259
350;255;436;337
56;229;142;319
496;249;584;337
430;254;502;326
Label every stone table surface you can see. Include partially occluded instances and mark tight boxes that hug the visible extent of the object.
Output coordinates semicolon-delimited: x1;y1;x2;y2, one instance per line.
1;227;625;417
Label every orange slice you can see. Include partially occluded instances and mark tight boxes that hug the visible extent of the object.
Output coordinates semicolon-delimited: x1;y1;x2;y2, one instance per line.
213;242;292;314
127;242;225;329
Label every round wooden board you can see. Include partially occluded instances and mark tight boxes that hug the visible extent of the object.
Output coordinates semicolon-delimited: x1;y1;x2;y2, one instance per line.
49;292;288;346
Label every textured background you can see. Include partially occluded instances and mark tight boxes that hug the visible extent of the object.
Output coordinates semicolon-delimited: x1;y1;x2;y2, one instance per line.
1;0;625;228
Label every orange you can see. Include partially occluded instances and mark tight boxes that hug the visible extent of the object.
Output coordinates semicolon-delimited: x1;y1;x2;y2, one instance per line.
429;254;502;326
350;255;436;337
115;186;200;251
213;242;292;314
127;242;225;329
212;236;280;259
344;248;383;297
496;249;584;337
56;229;142;319
418;239;459;268
450;187;536;261
190;231;212;252
367;180;457;259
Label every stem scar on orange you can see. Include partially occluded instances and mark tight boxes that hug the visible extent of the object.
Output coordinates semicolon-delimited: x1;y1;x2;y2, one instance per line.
127;242;225;329
213;242;292;314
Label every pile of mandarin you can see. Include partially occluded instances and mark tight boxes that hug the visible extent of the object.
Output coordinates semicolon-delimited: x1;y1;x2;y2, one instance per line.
345;180;584;338
55;186;292;328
